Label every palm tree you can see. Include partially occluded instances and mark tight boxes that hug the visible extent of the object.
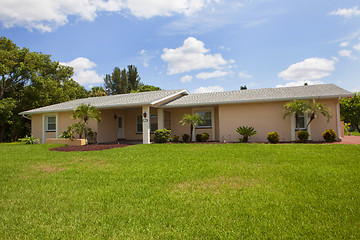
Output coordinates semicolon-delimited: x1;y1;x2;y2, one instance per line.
282;100;310;130
89;86;106;97
72;104;101;144
305;98;331;129
179;113;204;141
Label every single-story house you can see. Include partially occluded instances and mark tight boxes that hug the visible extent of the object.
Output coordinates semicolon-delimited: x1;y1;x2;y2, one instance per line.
20;84;353;144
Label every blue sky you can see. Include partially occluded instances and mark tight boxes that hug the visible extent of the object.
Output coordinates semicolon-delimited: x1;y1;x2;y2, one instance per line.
1;0;360;93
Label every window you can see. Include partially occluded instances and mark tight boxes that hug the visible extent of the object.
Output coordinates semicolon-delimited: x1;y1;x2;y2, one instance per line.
196;111;212;128
136;115;142;133
295;112;306;130
136;114;158;133
47;116;56;132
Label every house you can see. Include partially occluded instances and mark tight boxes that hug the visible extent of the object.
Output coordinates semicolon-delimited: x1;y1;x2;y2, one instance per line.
20;84;353;144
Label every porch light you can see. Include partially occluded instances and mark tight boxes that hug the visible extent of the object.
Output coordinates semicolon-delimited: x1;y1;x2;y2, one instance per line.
114;114;117;119
143;112;147;119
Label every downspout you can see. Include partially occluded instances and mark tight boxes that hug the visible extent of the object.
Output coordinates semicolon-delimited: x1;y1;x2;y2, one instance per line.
336;97;341;140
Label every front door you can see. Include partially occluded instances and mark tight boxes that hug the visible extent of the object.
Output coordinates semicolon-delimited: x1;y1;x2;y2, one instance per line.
117;115;124;139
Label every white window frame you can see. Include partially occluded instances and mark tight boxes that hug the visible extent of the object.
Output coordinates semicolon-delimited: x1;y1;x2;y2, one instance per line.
136;114;158;133
194;110;212;129
295;112;306;131
192;108;215;141
46;116;56;132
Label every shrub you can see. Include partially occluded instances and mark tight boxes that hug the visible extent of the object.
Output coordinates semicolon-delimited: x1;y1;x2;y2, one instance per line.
297;130;309;143
236;126;257;142
322;129;337;142
154;129;171;143
182;134;190;142
172;135;179;142
59;125;75;140
19;135;40;144
196;133;210;142
267;132;280;144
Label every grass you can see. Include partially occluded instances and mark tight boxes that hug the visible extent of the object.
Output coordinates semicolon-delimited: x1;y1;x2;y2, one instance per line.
0;143;359;239
350;131;360;136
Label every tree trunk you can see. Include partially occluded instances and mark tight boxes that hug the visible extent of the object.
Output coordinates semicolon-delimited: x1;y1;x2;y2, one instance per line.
190;124;193;141
0;126;6;142
84;121;88;145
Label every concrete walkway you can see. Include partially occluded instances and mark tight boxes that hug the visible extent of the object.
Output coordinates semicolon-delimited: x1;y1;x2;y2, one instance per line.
340;136;360;144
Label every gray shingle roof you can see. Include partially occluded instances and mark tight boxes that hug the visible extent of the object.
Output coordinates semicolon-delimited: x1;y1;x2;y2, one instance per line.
20;89;188;115
161;84;354;108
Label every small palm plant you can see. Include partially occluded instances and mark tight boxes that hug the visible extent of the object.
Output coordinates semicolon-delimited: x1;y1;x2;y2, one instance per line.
72;104;101;144
179;114;204;141
236;126;257;142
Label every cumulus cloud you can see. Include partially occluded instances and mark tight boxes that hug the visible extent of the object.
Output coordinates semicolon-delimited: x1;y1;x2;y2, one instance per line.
354;43;360;51
196;70;229;79
180;75;193;83
238;71;252;79
340;42;349;47
339;50;357;59
276;80;325;88
278;58;335;81
61;57;103;85
330;6;360;18
193;85;225;93
161;37;228;75
0;0;215;32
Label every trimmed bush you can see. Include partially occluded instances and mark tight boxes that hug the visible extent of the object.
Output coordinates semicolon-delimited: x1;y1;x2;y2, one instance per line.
172;135;179;143
154;129;171;143
322;129;337;142
196;133;210;142
182;134;190;142
297;130;309;143
267;132;280;144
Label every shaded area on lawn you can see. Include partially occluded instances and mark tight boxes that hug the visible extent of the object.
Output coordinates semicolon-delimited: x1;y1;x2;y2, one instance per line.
49;143;133;152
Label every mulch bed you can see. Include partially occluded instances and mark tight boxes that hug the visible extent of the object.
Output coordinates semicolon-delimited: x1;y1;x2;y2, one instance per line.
49;144;132;152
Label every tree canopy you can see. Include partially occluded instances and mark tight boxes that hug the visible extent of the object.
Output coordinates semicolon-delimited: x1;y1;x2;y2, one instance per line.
131;85;161;93
0;36;88;141
340;93;360;132
104;65;143;94
179;114;204;141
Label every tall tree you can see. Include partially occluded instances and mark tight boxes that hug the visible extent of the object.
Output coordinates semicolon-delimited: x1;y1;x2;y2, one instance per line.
72;104;101;144
127;65;142;92
131;85;161;93
0;36;88;142
89;86;106;97
120;68;128;94
340;93;360;132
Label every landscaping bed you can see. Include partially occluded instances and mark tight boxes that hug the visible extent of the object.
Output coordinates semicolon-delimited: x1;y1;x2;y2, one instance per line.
49;143;132;152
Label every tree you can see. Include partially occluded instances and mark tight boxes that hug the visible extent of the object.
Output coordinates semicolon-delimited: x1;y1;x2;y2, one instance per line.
72;104;101;144
283;99;332;136
305;98;331;129
179;114;204;141
104;65;146;95
89;86;106;97
131;85;161;93
282;100;310;130
0;36;88;142
340;93;360;132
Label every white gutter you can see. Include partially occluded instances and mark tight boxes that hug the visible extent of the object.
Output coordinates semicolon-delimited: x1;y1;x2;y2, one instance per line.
21;114;31;120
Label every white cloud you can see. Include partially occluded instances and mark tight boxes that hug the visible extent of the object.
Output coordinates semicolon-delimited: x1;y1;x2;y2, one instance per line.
330;6;360;18
339;50;357;60
340;41;349;47
139;49;152;67
276;80;325;88
61;57;103;85
278;58;335;81
161;37;228;75
180;75;193;83
193;85;224;93
354;43;360;51
238;71;252;79
0;0;215;32
196;70;229;79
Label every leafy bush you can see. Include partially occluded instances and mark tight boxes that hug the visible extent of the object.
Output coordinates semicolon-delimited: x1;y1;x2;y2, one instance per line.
154;129;171;143
196;133;210;142
182;134;190;142
172;135;179;142
59;126;75;140
267;132;280;144
72;122;86;138
236;126;257;142
297;130;309;143
344;123;350;136
19;135;40;144
322;129;337;142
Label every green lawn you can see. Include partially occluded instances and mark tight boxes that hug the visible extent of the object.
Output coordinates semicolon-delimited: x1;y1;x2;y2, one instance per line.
0;143;359;239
